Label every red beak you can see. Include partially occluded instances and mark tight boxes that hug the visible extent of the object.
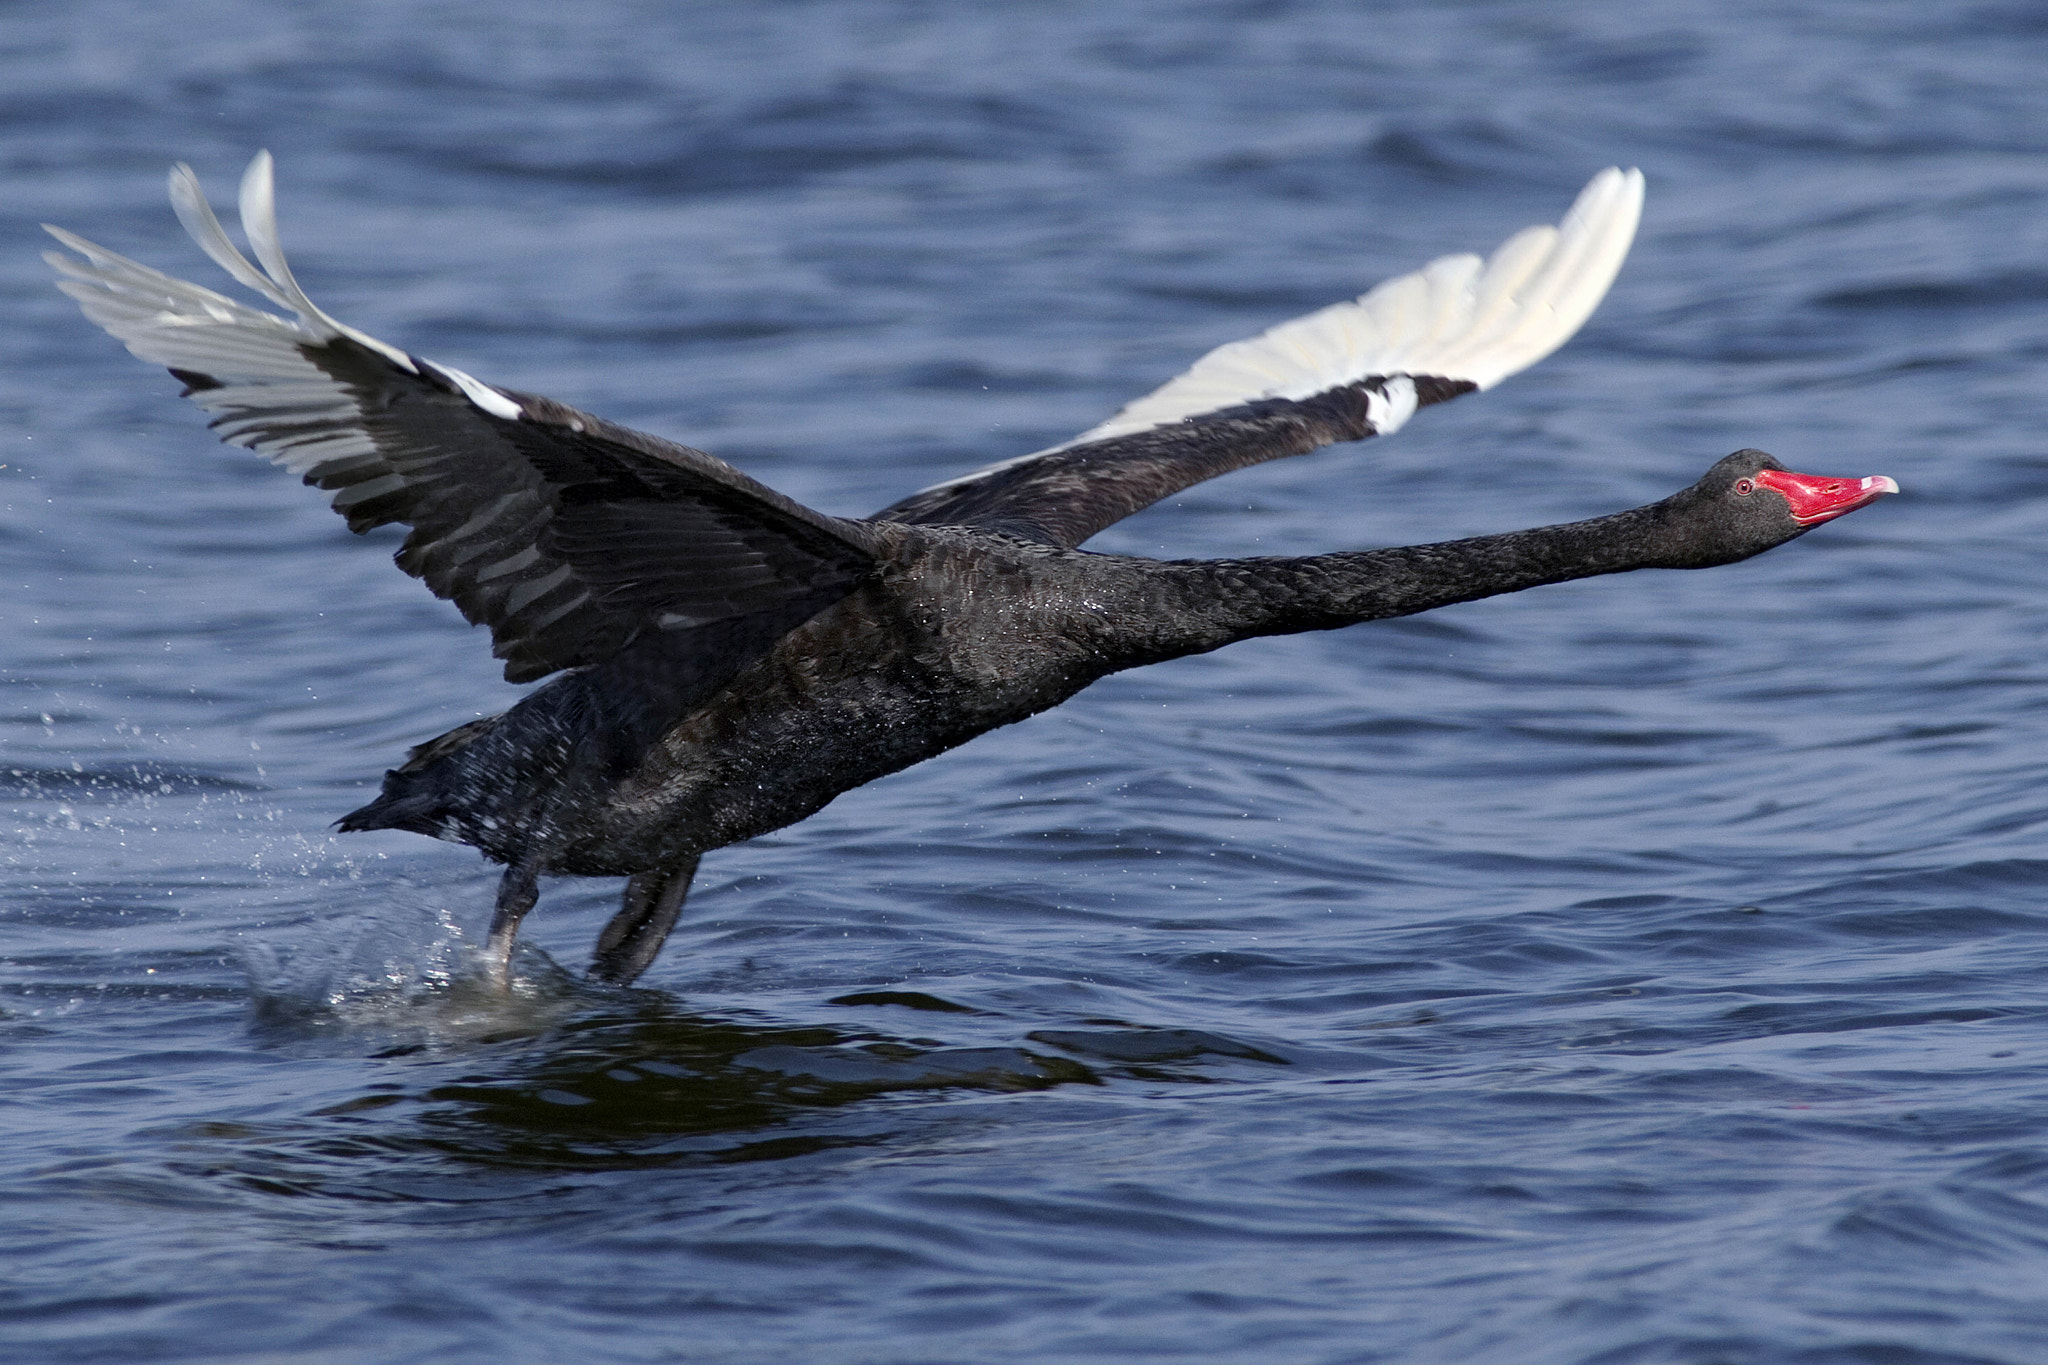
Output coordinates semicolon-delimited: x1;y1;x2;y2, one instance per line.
1753;468;1900;527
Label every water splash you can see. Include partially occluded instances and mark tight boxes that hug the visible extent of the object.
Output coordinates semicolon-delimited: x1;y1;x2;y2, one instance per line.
241;896;589;1050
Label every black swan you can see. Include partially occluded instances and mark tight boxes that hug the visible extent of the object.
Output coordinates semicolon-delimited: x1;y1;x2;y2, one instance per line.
47;157;1896;986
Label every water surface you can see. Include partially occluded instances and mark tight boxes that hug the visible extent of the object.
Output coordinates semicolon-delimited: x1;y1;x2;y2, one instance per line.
6;2;2048;1361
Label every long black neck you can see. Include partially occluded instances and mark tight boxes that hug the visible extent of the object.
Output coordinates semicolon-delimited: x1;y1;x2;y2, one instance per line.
1117;497;1719;666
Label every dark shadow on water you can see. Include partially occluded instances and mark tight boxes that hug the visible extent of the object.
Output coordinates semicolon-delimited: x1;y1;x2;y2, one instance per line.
216;932;1291;1182
403;1001;1101;1171
229;961;1103;1177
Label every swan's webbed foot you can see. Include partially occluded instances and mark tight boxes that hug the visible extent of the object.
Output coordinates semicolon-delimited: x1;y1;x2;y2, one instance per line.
589;857;699;986
483;857;543;990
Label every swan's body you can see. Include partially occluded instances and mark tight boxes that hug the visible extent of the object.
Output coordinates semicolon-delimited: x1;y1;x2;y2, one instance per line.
47;159;1896;985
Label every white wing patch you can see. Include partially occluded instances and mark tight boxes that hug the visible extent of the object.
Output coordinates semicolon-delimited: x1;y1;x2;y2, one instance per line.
1363;375;1419;438
422;360;525;421
909;167;1642;500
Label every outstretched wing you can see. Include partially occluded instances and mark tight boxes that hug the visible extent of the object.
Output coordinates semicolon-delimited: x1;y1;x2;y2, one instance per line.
47;152;875;685
873;168;1644;548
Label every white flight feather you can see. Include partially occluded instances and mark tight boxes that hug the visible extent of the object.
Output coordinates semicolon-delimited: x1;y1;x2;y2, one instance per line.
909;167;1643;500
1090;166;1642;440
44;153;540;428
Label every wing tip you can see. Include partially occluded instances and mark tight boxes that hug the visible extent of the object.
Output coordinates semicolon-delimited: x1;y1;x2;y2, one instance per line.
1052;165;1646;445
157;152;422;375
1459;164;1644;391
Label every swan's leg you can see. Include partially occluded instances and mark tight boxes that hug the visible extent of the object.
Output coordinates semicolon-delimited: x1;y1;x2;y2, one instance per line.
588;856;700;986
483;856;544;989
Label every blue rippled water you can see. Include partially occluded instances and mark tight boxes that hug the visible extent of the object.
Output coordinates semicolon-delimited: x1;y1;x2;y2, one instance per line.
7;1;2048;1360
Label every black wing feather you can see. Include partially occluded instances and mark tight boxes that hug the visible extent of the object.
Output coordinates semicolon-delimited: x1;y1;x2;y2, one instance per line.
45;177;877;687
284;341;876;682
872;376;1475;548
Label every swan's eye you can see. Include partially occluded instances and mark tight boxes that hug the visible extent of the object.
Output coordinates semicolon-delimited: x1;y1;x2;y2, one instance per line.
1734;478;1755;495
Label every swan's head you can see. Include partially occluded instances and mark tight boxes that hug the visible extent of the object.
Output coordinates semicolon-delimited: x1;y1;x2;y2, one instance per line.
1664;449;1898;566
